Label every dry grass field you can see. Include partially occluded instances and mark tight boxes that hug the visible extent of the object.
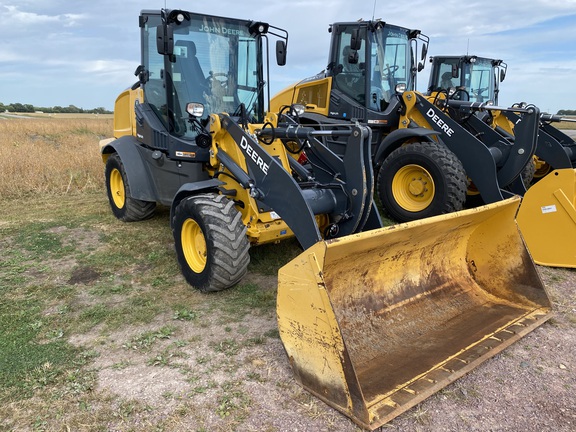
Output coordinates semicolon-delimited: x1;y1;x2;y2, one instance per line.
0;116;112;199
1;114;570;201
0;116;574;431
556;120;576;130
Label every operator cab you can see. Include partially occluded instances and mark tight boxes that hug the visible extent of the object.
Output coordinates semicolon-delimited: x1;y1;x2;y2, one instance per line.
428;55;507;104
136;9;286;148
328;21;428;117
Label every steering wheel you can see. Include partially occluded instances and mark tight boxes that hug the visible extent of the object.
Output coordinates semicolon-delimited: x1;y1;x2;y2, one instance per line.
382;65;399;78
209;72;228;88
472;87;489;96
450;88;470;101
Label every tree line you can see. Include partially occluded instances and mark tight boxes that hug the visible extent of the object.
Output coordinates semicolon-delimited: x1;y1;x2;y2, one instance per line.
2;100;572;117
0;102;112;114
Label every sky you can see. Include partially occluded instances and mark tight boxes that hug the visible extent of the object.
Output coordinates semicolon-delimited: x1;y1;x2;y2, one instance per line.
0;0;575;113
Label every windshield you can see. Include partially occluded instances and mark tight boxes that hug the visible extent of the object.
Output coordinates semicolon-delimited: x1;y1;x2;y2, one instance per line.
143;13;263;138
431;57;494;103
467;58;494;103
370;25;411;109
330;23;411;111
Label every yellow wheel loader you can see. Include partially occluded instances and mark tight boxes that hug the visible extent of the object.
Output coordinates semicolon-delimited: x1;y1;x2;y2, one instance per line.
270;21;543;223
270;20;575;268
100;9;552;430
427;55;576;268
427;55;576;180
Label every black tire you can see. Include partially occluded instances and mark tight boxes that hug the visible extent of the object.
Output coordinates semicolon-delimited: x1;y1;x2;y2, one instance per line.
467;159;537;209
105;153;156;221
173;193;250;292
377;142;468;222
521;158;536;187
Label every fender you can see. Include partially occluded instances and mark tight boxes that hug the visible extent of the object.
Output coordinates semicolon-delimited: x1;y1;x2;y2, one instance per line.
101;135;158;202
374;127;438;166
170;179;226;228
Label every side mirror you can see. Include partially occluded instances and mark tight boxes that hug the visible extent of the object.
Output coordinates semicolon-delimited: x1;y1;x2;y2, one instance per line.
350;28;362;51
451;63;459;78
500;69;506;82
131;65;147;90
395;83;407;94
421;43;428;61
276;40;287;66
156;24;174;55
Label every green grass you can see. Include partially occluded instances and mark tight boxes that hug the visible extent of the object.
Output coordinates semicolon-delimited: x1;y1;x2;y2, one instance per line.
0;191;290;428
0;296;79;401
247;238;301;275
124;325;177;351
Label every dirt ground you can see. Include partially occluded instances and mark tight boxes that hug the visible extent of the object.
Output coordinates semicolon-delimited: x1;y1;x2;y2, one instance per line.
68;265;575;432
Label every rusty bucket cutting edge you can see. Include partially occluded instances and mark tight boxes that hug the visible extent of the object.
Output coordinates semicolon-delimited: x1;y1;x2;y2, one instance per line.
277;197;552;430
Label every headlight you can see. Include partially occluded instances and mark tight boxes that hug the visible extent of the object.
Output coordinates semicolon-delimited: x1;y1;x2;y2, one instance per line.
186;102;204;117
291;104;305;116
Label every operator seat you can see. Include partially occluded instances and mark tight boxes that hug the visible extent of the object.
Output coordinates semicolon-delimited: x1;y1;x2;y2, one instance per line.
440;71;455;89
174;40;209;104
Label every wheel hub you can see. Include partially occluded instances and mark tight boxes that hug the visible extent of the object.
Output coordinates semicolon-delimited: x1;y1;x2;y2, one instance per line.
408;178;426;196
392;164;435;212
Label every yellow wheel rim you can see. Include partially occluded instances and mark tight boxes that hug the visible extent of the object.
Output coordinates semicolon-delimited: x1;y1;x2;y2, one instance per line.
181;218;207;273
467;178;480;196
392;164;435;212
110;168;125;209
533;156;551;179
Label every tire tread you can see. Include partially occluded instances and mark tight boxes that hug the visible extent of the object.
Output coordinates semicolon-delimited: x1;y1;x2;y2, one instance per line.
174;193;250;292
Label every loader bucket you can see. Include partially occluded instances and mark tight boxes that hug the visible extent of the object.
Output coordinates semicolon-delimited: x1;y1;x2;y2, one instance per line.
277;197;551;430
517;168;576;268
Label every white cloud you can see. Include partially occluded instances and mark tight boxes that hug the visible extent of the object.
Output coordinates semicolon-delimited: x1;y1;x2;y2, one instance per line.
0;47;28;62
0;0;574;111
0;5;85;29
78;59;138;81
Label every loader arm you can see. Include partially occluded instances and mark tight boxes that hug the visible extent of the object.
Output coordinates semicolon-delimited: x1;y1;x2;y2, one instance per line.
461;114;526;194
445;100;539;182
540;114;576;151
270;123;381;236
504;111;575;169
401;92;509;204
541;121;576;155
532;128;573;170
446;108;536;195
539;124;576;167
214;114;379;249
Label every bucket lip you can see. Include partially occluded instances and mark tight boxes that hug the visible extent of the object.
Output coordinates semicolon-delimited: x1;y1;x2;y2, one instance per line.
333;308;553;430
